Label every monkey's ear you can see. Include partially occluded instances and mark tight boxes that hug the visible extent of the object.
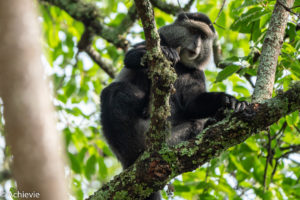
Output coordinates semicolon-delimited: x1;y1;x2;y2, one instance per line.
176;47;181;54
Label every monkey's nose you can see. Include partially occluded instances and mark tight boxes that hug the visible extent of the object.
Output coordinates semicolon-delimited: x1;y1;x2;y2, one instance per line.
188;49;196;55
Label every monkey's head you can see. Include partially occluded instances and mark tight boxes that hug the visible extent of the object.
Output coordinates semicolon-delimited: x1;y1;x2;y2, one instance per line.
158;12;216;69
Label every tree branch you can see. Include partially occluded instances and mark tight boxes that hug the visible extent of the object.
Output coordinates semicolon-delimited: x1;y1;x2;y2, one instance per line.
78;29;116;78
252;0;295;103
39;0;138;50
85;46;116;78
85;1;300;199
115;5;139;36
133;0;176;149
150;0;195;15
87;81;300;200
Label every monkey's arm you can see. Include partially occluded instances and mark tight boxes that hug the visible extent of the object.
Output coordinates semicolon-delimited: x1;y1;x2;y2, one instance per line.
124;43;147;70
124;43;179;70
183;92;248;119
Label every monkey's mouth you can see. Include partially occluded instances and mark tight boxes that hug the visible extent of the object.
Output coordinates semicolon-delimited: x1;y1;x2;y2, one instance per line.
186;50;199;60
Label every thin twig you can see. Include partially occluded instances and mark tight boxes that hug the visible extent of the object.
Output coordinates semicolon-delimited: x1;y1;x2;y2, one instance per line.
271;121;287;140
214;0;227;24
263;130;272;192
280;144;300;151
270;144;300;185
294;124;300;133
277;0;300;17
78;29;116;78
213;23;225;30
270;159;279;185
245;74;255;88
279;145;300;157
183;0;195;10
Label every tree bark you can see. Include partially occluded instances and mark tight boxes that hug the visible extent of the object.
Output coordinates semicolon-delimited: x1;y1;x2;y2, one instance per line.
86;0;299;198
87;82;300;200
134;0;176;149
0;1;68;200
252;0;295;103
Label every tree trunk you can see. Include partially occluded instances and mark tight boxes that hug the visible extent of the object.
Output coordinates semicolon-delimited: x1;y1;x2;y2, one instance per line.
0;1;68;199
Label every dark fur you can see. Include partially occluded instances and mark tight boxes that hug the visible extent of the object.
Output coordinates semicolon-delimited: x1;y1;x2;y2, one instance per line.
100;12;248;200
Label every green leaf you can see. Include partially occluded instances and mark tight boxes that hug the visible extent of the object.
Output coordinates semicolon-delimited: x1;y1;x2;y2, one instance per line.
252;157;265;184
229;154;250;175
252;21;262;42
254;188;272;200
198;192;217;200
233;85;251;96
99;157;108;179
231;7;269;33
72;179;84;200
286;111;299;126
77;147;87;163
109;13;126;27
68;153;81;174
64;81;76;97
286;23;297;41
238;0;260;9
85;155;96;180
63;127;72;146
10;187;19;200
174;184;190;192
260;13;272;28
216;65;240;82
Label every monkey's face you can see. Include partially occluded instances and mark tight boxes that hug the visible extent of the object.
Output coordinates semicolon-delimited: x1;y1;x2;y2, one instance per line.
179;29;213;69
158;12;216;69
180;34;202;63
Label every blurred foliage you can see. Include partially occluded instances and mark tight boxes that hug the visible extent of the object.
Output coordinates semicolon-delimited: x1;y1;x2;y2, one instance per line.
0;0;299;199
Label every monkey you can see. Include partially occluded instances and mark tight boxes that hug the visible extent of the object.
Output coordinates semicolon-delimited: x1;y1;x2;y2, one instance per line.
100;12;249;200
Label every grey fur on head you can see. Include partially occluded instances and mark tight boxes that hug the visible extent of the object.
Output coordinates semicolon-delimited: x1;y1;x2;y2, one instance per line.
158;12;216;69
158;12;216;48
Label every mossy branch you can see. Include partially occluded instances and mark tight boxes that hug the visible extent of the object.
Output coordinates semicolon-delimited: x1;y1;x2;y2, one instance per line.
150;0;195;15
87;82;300;200
39;0;138;49
133;0;176;149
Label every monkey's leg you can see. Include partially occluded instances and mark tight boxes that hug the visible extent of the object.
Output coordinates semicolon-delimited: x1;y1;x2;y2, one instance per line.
100;82;149;168
101;82;162;200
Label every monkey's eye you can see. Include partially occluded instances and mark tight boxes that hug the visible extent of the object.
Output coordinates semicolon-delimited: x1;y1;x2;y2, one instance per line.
200;34;208;40
189;28;207;39
189;28;200;34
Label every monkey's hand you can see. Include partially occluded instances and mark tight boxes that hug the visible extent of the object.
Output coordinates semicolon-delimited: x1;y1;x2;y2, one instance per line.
212;93;257;123
124;44;147;69
215;94;254;120
161;46;180;66
220;94;249;112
